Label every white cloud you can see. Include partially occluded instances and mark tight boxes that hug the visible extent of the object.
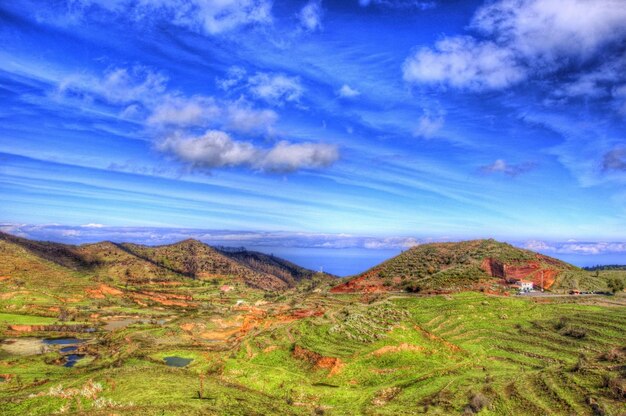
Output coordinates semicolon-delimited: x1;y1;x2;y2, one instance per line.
247;73;304;105
471;0;626;64
158;130;259;169
224;101;278;134
216;66;247;91
157;130;339;172
337;84;360;98
298;0;323;32
56;65;337;173
259;140;339;172
403;0;626;91
143;94;277;134
218;68;304;106
413;113;444;138
81;223;105;228
147;95;221;127
403;36;525;90
524;240;626;255
69;0;273;35
59;66;167;105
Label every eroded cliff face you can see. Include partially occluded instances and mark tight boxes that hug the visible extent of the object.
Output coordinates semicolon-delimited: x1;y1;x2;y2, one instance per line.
480;258;506;279
480;255;560;289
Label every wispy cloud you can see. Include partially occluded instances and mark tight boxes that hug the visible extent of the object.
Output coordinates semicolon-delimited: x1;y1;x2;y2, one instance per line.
337;84;360;98
413;112;444;138
602;147;626;172
247;72;304;105
480;159;535;177
298;0;323;32
53;65;340;173
218;68;304;107
56;0;273;35
358;0;436;10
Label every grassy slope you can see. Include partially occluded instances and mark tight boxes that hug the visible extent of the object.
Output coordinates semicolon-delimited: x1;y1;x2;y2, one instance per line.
219;248;334;287
120;240;290;290
3;291;625;415
333;239;623;293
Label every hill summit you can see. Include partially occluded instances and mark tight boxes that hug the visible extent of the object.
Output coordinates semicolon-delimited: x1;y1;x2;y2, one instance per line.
331;239;577;293
0;232;329;291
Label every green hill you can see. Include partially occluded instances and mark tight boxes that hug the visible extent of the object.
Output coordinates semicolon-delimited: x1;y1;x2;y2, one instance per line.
331;239;579;293
0;232;325;291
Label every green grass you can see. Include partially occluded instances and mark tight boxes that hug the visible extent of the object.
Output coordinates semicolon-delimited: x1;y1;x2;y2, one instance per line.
0;313;57;325
1;292;625;415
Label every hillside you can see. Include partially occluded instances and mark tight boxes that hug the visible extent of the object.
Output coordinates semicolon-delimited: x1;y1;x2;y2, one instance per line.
118;240;290;290
0;232;323;291
218;247;335;287
331;239;578;293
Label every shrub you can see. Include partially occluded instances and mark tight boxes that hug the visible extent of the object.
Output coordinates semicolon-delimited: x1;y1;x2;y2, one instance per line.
562;326;587;339
468;392;490;413
607;377;626;399
607;277;624;294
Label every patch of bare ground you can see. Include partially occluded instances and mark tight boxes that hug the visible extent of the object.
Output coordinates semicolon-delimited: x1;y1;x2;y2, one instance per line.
371;343;425;356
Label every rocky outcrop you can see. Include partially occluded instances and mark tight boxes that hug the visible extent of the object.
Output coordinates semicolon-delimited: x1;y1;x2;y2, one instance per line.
480;258;505;278
293;345;343;375
8;324;95;333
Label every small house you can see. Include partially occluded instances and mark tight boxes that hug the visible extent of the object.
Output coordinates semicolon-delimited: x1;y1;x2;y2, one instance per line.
519;281;533;292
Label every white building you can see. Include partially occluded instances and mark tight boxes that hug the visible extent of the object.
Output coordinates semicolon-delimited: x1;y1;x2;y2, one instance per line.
520;281;533;292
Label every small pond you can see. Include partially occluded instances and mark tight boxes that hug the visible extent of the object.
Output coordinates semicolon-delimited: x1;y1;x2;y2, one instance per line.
43;338;85;346
164;356;193;367
44;338;86;368
64;354;85;368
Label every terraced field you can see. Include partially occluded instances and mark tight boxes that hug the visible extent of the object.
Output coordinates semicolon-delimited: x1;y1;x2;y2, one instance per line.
1;251;625;415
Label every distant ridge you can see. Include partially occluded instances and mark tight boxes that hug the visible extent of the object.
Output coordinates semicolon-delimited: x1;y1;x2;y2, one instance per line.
0;232;328;291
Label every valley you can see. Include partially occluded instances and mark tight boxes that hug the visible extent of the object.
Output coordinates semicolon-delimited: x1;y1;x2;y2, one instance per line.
0;233;625;415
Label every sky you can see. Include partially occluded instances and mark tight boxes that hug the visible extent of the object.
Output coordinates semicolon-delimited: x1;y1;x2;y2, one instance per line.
1;0;625;273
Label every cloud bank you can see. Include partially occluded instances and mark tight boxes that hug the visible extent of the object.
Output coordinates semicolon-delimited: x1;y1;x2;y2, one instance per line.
403;0;626;91
3;224;624;259
57;66;338;173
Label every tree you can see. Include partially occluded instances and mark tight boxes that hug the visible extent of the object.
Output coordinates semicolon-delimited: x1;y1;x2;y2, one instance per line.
185;246;199;279
607;277;624;294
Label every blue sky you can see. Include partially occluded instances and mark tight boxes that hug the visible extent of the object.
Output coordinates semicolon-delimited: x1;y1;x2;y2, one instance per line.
1;0;625;269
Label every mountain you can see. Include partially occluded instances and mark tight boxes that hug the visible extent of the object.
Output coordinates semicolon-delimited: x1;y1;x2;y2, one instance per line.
117;239;292;290
217;247;334;286
0;232;324;291
331;239;578;293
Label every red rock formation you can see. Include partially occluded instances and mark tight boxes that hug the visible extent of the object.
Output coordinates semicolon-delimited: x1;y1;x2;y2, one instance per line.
292;345;343;375
330;272;388;293
480;258;505;278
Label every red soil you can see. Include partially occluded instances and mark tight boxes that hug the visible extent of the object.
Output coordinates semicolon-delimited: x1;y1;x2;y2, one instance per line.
330;272;388;293
86;284;124;299
293;345;343;376
8;324;93;333
481;256;559;289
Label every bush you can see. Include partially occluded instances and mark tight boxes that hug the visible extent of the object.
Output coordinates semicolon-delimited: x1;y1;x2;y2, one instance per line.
562;326;587;339
607;277;624;294
607;377;626;399
466;392;490;413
